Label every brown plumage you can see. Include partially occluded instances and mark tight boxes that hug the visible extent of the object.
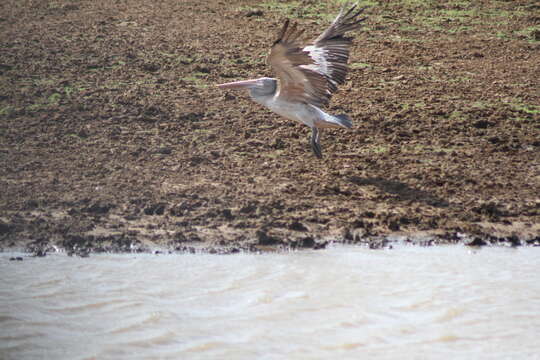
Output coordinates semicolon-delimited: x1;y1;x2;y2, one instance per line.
267;3;367;107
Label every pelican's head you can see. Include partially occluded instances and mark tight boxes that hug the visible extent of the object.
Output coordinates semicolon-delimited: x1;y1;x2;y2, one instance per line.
217;77;277;97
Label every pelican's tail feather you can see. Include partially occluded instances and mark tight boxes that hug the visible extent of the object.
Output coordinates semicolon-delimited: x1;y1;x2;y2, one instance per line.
334;114;352;128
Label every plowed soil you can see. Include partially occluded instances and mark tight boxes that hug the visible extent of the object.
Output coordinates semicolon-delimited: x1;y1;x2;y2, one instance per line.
1;0;539;255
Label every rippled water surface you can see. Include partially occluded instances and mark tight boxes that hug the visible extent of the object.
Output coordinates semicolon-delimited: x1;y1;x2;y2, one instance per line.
1;245;540;359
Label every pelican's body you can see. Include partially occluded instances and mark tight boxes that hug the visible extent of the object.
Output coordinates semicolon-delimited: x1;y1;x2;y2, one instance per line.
217;3;366;158
252;86;346;128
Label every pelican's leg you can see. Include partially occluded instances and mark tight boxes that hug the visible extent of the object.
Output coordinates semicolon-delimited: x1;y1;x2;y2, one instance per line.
310;127;323;159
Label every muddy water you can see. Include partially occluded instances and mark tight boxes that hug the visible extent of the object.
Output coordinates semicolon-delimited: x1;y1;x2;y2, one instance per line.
1;245;540;360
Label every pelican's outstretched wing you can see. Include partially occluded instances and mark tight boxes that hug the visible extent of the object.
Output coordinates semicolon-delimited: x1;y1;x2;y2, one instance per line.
267;2;366;107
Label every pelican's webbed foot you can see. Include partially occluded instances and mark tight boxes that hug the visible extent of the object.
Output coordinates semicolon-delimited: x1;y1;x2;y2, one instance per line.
310;127;323;159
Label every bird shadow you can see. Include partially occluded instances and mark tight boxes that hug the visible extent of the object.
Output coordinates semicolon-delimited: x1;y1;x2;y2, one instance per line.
349;176;449;208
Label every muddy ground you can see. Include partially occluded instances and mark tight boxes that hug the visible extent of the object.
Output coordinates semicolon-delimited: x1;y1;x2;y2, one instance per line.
0;0;539;255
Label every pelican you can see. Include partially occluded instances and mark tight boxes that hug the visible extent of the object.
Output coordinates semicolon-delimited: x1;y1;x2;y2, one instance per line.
217;2;366;158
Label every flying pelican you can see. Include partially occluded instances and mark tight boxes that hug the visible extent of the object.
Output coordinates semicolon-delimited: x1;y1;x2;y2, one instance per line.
217;2;366;158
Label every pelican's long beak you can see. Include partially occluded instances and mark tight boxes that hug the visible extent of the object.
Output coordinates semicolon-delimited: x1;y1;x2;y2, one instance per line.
216;79;259;90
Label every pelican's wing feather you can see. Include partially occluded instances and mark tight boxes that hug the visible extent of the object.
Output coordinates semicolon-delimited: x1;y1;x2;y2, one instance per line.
267;20;330;107
305;2;367;89
267;3;366;107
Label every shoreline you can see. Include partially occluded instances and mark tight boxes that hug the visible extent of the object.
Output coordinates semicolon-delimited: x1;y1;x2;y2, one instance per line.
3;228;539;257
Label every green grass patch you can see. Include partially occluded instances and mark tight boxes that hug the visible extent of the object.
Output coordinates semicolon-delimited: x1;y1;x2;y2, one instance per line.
372;145;389;154
259;0;330;19
161;53;198;66
361;145;389;155
507;103;539;115
389;0;435;10
110;61;126;70
515;26;540;42
447;26;471;34
264;150;284;159
48;93;62;105
495;31;509;39
182;72;209;88
24;84;87;112
449;110;465;120
350;62;372;69
0;105;14;117
250;0;372;20
400;102;426;111
471;101;490;110
27;93;63;112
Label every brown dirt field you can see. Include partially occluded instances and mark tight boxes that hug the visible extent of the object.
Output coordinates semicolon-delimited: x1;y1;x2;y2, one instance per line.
1;0;539;255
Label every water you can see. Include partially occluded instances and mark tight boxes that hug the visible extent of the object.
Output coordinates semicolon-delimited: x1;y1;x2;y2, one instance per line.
1;245;539;359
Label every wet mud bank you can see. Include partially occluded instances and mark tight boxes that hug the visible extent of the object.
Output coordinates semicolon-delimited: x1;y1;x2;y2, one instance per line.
1;0;538;255
2;203;539;257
